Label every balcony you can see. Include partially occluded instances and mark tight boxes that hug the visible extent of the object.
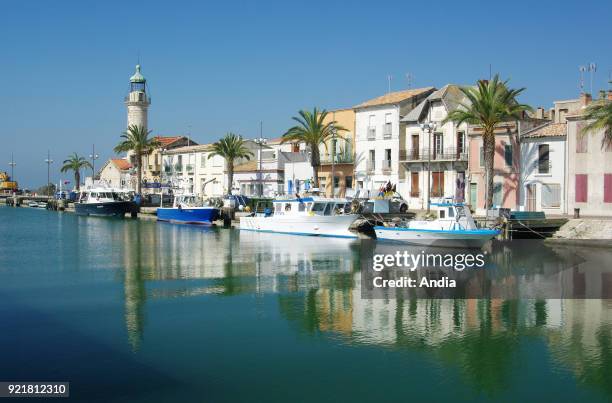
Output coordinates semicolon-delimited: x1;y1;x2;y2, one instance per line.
383;124;392;139
400;148;468;162
320;154;355;165
367;127;376;140
382;159;392;172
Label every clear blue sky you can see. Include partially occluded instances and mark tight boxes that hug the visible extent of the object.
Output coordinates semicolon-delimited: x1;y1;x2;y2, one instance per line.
1;0;611;188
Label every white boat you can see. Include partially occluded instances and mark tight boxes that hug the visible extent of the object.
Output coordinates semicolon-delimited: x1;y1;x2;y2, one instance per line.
240;196;358;238
28;201;47;208
374;202;500;248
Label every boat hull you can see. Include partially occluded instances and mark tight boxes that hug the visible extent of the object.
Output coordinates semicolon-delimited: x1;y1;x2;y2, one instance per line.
74;201;135;217
240;214;358;238
374;226;500;248
157;207;219;224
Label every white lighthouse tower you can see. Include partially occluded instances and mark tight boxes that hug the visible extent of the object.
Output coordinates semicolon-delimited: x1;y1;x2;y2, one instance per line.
125;64;150;130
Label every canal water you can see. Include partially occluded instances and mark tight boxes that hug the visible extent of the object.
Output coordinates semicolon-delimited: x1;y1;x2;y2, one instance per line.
1;206;611;402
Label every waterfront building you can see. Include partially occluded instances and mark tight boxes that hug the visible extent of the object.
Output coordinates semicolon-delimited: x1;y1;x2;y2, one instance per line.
318;108;356;197
467;115;544;214
353;87;435;198
565;91;612;216
234;140;309;197
399;85;471;209
97;158;132;189
162;144;226;197
518;98;580;214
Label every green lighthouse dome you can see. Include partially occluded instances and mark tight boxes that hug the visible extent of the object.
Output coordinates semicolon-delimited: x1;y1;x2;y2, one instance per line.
130;64;146;83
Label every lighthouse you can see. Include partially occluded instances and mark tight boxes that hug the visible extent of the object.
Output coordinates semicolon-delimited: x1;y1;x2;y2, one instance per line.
125;64;150;130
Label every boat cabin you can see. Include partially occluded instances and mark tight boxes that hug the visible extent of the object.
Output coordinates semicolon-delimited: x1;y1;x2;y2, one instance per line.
428;202;478;230
260;197;352;217
78;189;121;204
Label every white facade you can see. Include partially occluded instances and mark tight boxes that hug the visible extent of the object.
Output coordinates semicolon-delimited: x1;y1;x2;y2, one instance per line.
162;145;226;198
97;159;132;190
354;105;402;196
520;133;566;214
400;86;470;209
283;161;313;194
353;88;434;198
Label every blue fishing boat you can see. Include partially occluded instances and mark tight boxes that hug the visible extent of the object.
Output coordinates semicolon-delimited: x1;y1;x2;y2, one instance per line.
157;194;219;225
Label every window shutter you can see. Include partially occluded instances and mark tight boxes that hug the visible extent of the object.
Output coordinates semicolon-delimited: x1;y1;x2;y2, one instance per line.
575;174;588;203
605;174;612;203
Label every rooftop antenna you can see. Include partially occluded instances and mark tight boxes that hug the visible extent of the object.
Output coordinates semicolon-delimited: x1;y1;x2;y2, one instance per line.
387;74;393;94
588;62;597;95
405;72;414;89
489;64;492;80
187;124;192;146
579;65;587;93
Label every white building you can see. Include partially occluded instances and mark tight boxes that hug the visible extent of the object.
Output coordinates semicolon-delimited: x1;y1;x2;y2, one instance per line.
400;85;470;208
162;144;227;197
353;87;435;198
519;123;567;214
97;158;132;189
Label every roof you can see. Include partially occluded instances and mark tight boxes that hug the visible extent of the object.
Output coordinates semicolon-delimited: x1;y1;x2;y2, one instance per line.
154;136;185;147
109;158;131;171
354;87;435;109
521;122;566;138
130;64;146;83
165;144;212;154
402;84;470;122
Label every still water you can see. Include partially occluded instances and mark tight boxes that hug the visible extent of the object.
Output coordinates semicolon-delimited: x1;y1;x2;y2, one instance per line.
1;206;611;402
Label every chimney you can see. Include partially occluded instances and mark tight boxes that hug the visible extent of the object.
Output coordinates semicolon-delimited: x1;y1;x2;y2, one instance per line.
536;107;545;119
608;90;612;101
580;92;592;108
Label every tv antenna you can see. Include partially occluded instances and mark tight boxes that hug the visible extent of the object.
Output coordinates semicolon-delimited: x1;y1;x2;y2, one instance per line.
588;63;597;96
387;74;393;94
579;65;587;93
405;72;414;89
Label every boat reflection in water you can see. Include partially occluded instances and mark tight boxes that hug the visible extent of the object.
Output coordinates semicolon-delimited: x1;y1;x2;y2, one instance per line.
112;220;612;398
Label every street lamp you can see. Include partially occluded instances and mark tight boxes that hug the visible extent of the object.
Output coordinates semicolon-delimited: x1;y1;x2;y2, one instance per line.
420;121;437;213
254;121;267;197
8;153;16;182
89;144;99;183
44;150;54;197
330;120;337;198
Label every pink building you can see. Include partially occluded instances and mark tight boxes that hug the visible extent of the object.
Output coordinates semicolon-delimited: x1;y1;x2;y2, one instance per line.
467;118;542;214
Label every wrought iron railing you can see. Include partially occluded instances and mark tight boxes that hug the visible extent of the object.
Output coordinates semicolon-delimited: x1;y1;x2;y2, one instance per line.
400;148;468;162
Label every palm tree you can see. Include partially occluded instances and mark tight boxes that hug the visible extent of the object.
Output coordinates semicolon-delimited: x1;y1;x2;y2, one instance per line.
581;97;612;149
282;107;346;189
443;75;532;209
208;133;253;195
114;124;160;194
60;153;92;191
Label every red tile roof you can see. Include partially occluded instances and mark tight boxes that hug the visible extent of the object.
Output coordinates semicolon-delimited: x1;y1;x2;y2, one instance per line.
154;136;184;147
111;159;131;170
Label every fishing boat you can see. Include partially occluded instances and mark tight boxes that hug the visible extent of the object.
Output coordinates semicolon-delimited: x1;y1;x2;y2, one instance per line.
74;188;135;217
28;201;47;209
374;202;500;248
239;196;359;238
157;194;220;225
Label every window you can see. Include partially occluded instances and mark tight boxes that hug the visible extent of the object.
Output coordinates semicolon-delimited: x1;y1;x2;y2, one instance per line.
298;202;306;212
504;144;513;167
384;149;391;170
479;146;484;167
410;172;419;197
493;183;503;207
542;184;561;207
411;135;420;158
439;210;446;219
201;154;207;167
368;150;375;171
538;144;550;174
575;174;588;203
333;176;340;188
383;113;392;136
605;174;612;203
457;132;465;155
284;203;292;212
431;172;444;197
434;133;443;157
576;123;588;153
448;207;455;218
345;176;353;189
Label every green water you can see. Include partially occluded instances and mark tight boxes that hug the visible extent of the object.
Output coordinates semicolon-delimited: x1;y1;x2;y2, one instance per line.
1;206;611;402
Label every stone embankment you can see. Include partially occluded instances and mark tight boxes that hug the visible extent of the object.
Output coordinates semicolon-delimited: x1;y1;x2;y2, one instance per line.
547;218;612;247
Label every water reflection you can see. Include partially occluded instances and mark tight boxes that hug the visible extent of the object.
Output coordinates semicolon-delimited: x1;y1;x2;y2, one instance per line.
99;219;612;396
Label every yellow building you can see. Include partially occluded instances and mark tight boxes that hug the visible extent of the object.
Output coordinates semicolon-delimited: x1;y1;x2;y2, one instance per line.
318;108;356;197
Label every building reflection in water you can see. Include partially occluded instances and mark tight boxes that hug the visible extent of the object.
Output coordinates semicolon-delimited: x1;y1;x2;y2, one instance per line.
111;219;612;395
